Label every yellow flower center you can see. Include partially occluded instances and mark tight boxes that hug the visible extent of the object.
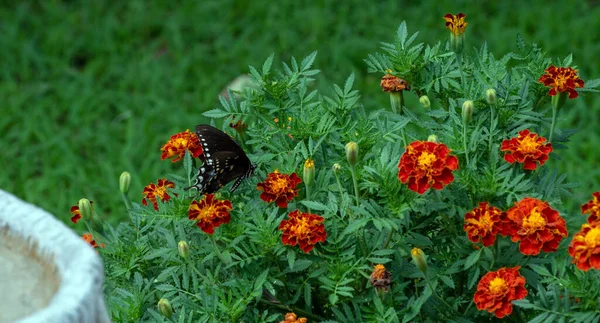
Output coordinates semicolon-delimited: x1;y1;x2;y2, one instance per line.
304;159;314;169
584;227;600;248
417;152;437;170
271;177;290;193
479;211;494;232
518;136;542;154
155;186;168;199
173;137;189;148
196;204;219;220
292;217;312;237
489;277;508;295
521;207;547;231
372;264;387;279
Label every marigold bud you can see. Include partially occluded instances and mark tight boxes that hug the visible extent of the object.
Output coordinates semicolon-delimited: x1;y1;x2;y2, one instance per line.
78;198;93;222
119;171;131;194
411;247;428;275
486;89;497;105
427;134;439;143
462;100;474;124
332;163;341;173
419;95;431;109
345;142;358;166
178;240;189;259
158;298;173;318
303;158;315;187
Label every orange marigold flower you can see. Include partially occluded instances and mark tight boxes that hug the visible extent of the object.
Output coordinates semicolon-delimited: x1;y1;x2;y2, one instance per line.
229;119;248;131
279;210;326;253
142;179;176;211
380;74;410;92
503;197;567;256
82;233;105;249
257;170;302;208
443;13;468;36
464;202;504;247
500;130;553;170
280;312;307;323
160;129;203;163
474;266;527;318
568;222;600;271
538;65;584;99
369;264;392;291
397;141;459;194
188;194;233;234
70;200;93;224
582;192;600;224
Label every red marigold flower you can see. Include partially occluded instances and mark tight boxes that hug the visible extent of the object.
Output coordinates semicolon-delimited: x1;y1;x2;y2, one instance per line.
582;192;600;224
70;200;93;224
160;129;203;162
538;65;585;99
568;222;600;271
280;312;307;323
503;197;568;256
257;170;302;208
380;74;410;92
188;194;233;234
443;13;468;36
369;264;392;291
279;210;326;253
474;266;528;318
464;202;504;247
142;179;176;211
500;130;553;170
397;141;459;194
82;233;105;249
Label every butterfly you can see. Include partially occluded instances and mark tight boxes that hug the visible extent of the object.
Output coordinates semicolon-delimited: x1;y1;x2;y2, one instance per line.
185;124;256;195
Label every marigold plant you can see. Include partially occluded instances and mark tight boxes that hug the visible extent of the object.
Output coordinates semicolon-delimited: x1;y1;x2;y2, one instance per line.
539;65;585;99
397;140;459;194
474;267;528;318
503;197;568;255
160;129;203;162
500;129;553;170
77;17;600;323
188;194;233;234
257;170;302;207
464;202;504;247
582;191;600;224
141;178;176;211
278;210;326;253
568;222;600;271
70;200;93;224
82;233;104;249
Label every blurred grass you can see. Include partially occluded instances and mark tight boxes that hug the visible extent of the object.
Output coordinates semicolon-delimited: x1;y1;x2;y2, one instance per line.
1;0;598;225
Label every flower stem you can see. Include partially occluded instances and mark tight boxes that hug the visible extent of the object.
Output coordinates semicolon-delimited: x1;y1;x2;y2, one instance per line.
209;235;228;264
463;121;470;168
424;275;456;315
334;172;344;201
350;166;360;206
488;105;495;159
490;239;498;270
121;192;132;210
305;184;312;213
549;100;558;143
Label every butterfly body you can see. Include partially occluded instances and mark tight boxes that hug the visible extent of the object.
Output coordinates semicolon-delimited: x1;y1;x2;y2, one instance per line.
186;125;256;195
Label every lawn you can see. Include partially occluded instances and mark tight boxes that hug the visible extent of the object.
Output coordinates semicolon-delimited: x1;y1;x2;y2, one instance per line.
1;0;599;226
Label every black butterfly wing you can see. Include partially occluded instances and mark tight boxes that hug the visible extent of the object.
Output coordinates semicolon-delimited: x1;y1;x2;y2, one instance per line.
194;125;244;166
186;125;254;195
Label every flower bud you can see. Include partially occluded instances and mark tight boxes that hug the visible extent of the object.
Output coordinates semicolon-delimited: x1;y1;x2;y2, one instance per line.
158;298;173;319
345;142;358;166
427;134;439;143
178;240;189;259
119;171;131;194
411;247;428;275
419;95;431;109
303;158;315;187
462;100;473;124
78;198;93;222
485;89;497;105
332;163;341;173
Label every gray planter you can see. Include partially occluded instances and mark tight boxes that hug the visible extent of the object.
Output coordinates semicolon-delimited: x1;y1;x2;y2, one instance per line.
0;190;110;323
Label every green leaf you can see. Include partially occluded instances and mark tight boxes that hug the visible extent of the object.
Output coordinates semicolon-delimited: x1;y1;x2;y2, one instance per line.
439;275;455;289
202;109;230;118
262;53;274;75
464;249;482;269
529;264;552;277
300;200;329;211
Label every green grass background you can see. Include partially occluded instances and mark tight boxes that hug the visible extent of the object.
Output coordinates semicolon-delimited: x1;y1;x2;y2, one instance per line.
1;1;599;226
